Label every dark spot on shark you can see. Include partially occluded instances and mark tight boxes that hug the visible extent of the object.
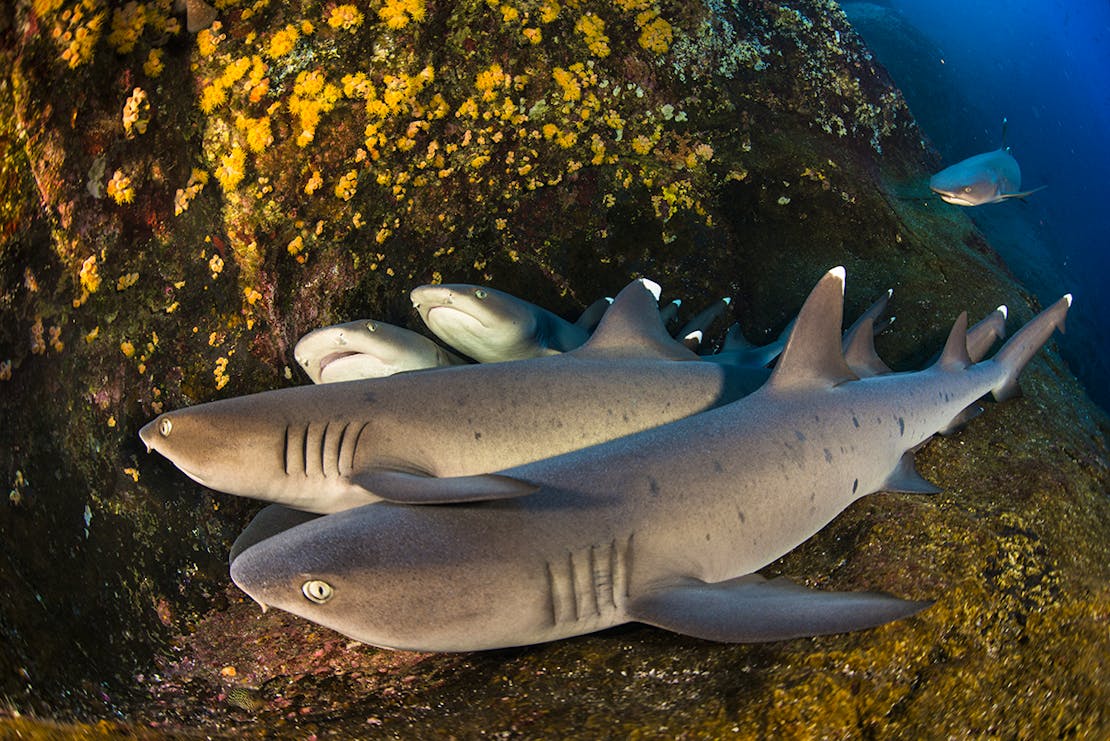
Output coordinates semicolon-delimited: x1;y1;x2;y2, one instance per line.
795;431;806;442
474;431;482;440
648;477;660;496
898;417;905;436
823;448;833;463
852;416;860;428
705;533;711;541
852;478;859;494
737;509;746;523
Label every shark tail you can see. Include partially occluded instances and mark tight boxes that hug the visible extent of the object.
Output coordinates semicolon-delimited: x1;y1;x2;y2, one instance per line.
989;295;1071;402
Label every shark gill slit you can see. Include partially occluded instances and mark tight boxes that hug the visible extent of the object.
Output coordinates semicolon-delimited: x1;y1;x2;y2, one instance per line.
545;536;632;627
301;424;311;477
282;424;290;476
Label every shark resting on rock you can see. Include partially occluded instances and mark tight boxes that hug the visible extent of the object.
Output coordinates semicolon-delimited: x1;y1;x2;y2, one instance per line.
228;268;1070;651
140;278;1006;515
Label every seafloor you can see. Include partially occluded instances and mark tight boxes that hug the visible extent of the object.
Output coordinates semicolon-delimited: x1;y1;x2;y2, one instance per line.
0;1;1107;738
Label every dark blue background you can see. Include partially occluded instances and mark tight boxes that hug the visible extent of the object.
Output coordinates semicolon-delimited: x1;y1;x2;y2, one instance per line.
846;0;1110;410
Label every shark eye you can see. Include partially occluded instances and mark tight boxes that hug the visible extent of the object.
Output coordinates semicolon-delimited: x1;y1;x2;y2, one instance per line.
159;418;173;437
963;186;973;193
302;579;333;604
365;321;377;332
474;288;488;300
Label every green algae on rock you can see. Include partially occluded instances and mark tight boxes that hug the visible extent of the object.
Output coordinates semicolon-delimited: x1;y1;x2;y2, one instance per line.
0;0;1108;736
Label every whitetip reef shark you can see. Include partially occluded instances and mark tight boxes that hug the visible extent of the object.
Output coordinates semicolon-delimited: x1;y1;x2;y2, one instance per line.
411;283;591;362
929;119;1046;206
229;268;1070;651
140;279;773;513
293;319;466;383
140;280;1007;515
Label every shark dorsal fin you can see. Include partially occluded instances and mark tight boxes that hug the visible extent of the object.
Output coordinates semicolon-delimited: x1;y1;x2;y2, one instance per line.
768;267;858;390
937;312;972;371
842;290;893;378
573;279;699;361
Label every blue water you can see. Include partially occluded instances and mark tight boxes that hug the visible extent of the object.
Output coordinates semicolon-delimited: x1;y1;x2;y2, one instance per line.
847;0;1110;411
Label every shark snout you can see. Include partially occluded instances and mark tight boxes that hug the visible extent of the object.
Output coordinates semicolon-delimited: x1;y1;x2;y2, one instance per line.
138;420;157;453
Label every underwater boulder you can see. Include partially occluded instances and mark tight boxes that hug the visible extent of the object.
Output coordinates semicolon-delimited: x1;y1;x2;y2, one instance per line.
0;0;1107;735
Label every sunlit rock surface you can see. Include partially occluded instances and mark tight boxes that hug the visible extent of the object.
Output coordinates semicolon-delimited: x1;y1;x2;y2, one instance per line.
0;0;1106;736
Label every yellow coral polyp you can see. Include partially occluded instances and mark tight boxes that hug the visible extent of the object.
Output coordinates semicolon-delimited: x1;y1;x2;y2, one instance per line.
378;0;425;29
522;27;542;44
574;13;610;57
143;48;164;78
637;14;673;54
236;114;273;153
266;24;299;58
328;4;364;30
552;67;581;101
122;87;149;137
335;170;358;201
631;135;654;155
539;0;559;23
106;170;135;204
215;147;246;191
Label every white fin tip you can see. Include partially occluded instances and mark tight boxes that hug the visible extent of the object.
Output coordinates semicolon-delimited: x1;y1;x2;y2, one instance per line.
684;330;703;342
996;305;1008;318
723;297;732;305
1064;294;1073;306
638;279;662;301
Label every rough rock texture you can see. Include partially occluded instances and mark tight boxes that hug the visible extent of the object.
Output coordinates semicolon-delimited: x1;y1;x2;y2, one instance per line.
0;0;1107;737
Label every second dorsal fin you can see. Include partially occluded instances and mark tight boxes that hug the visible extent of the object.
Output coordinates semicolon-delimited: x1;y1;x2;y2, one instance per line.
573;279;699;361
768;267;858;390
936;312;972;371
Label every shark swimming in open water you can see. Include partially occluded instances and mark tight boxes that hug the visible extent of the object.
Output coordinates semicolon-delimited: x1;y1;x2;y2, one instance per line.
293;319;466;383
929;119;1046;206
229;268;1069;651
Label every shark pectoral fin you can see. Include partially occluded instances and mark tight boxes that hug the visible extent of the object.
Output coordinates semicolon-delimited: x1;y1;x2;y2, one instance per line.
939;404;984;436
628;574;931;643
880;452;942;494
1000;185;1047;200
350;469;539;504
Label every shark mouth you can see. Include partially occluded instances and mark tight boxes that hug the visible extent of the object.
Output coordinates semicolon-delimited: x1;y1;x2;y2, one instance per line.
318;351;361;374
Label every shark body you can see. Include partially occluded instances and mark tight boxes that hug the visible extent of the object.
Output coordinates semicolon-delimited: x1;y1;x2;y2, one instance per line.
293;319;466;383
230;269;1069;651
141;280;771;513
929;121;1045;206
411;283;591;362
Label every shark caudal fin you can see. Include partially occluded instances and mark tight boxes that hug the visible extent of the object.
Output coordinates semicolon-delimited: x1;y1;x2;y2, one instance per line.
989;295;1071;402
768;267;858;391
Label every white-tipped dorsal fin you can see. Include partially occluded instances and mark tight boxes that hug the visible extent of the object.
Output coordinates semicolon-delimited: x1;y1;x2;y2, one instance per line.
573;279;699;361
937;312;972;371
768;267;857;390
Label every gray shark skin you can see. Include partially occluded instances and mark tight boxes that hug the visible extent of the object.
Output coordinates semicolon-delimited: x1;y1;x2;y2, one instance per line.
140;280;775;514
411;283;591;362
929;150;1045;206
229;268;1070;652
293;319;466;383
